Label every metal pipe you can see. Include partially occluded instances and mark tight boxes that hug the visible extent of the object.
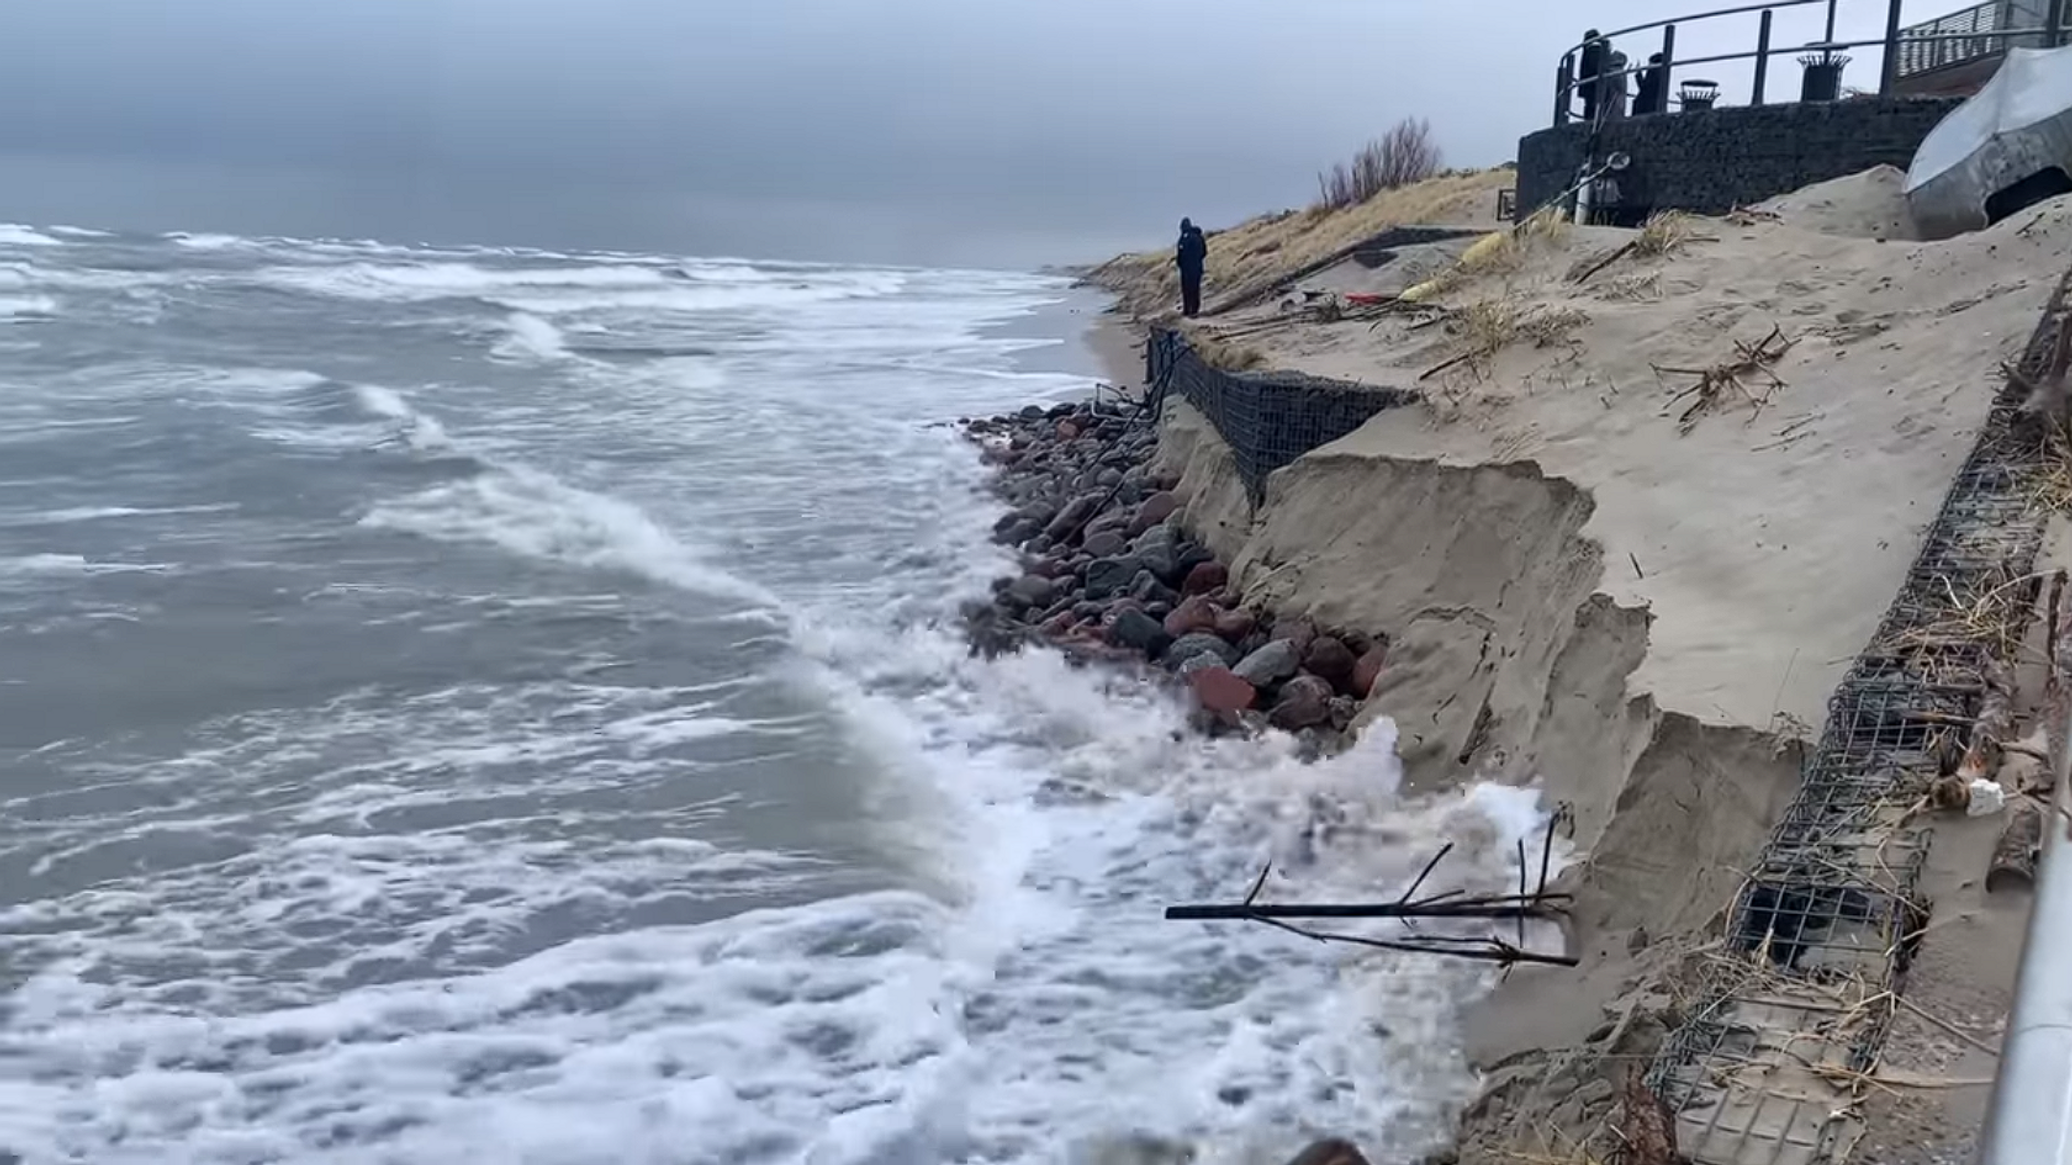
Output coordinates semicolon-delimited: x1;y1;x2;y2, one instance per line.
1825;0;1839;41
1754;10;1774;104
2050;0;2068;49
1649;27;2023;76
1557;0;1825;57
1660;22;1677;113
1978;726;2072;1165
1555;55;1574;126
1880;0;1906;94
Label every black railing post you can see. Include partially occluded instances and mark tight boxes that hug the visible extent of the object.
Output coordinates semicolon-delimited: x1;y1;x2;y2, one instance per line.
2050;0;2069;48
1661;23;1678;107
1554;54;1573;125
1753;10;1774;104
1825;0;1839;42
1879;0;1905;93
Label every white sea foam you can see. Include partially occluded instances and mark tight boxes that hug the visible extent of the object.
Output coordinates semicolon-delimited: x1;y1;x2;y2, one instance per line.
488;274;905;317
493;311;572;362
361;464;782;615
0;553;172;577
0;224;64;247
351;383;454;451
46;225;114;239
0;294;58;317
243;257;905;316
0;504;238;527
256;261;678;302
164;231;249;250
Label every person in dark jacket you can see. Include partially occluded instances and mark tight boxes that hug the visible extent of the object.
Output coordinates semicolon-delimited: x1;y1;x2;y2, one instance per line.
1176;218;1208;317
1576;30;1607;120
1634;52;1666;115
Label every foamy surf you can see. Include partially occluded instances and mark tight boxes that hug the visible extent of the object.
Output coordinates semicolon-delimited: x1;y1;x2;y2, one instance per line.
0;294;58;318
494;311;572;362
0;224;64;247
0;228;1531;1165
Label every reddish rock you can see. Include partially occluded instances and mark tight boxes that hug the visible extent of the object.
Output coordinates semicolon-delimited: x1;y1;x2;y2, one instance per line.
1130;491;1180;536
1351;644;1388;698
1212;607;1256;641
1038;611;1078;638
1282;1139;1370;1165
1044;494;1101;541
1163;594;1222;637
1099;597;1144;624
1304;636;1358;691
1270;674;1335;730
1057;420;1081;440
1181;561;1229;596
1084;507;1135;540
1273;617;1318;653
1188;666;1257;715
1082;530;1128;558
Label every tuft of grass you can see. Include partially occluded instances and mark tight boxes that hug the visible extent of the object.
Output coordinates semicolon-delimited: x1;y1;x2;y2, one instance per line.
1518;305;1591;347
1189;333;1267;371
1461;295;1523;359
1598;270;1664;302
1519;206;1574;247
1634;210;1705;258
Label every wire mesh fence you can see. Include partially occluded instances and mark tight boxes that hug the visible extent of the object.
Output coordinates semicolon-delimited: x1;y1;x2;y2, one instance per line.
1644;266;2072;1165
1146;328;1413;501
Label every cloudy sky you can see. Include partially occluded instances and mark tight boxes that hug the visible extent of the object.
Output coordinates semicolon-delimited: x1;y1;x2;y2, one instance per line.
0;0;1913;267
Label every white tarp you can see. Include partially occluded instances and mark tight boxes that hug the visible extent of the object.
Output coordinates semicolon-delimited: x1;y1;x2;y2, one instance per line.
1906;44;2072;238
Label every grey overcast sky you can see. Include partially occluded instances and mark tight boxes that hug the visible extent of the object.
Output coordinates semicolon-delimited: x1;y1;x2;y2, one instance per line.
0;0;1912;268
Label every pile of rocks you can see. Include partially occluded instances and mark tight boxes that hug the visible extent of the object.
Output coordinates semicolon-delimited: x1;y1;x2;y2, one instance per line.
960;399;1386;750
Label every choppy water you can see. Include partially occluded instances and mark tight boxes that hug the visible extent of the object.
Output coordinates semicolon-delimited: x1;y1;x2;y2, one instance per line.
0;223;1550;1165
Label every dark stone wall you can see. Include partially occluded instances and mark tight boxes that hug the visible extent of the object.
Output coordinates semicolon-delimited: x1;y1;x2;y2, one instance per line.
1147;329;1415;501
1513;96;1967;223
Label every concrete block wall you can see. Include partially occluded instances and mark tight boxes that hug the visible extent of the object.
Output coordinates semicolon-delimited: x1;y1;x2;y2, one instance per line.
1513;96;1968;223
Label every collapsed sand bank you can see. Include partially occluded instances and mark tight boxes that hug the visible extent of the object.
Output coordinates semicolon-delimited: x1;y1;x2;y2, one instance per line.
1089;169;2072;1160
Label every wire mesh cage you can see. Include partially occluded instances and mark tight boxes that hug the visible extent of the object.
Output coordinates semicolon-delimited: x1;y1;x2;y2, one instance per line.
1147;327;1413;501
1644;266;2072;1164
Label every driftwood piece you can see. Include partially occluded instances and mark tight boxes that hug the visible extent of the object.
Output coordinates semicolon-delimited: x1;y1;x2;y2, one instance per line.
1989;802;2045;893
1571;240;1639;286
1614;1069;1689;1165
1653;325;1797;434
1958;658;2018;783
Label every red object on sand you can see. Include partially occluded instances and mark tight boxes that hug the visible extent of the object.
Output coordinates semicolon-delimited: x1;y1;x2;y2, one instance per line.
1343;293;1394;306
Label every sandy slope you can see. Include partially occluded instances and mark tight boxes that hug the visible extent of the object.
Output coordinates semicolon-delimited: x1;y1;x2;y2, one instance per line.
1084;168;1512;319
1092;169;2072;1161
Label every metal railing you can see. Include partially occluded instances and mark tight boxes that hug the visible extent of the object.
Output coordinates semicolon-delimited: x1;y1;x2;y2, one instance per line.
1549;0;2069;127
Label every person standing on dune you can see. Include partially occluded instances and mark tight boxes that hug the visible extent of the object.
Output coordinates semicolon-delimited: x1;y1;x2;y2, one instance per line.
1176;218;1208;318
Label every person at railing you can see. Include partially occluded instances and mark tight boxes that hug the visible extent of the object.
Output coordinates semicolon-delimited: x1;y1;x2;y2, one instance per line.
1598;50;1631;121
1633;52;1667;116
1575;29;1609;119
1175;218;1208;318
